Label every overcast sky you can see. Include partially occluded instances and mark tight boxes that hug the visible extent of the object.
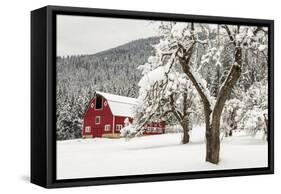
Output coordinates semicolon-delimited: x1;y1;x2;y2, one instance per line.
57;15;159;56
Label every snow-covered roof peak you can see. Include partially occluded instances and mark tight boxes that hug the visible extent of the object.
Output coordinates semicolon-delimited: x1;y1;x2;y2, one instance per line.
95;91;138;117
96;91;138;105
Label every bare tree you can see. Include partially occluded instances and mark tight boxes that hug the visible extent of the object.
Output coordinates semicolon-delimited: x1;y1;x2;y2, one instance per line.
132;66;199;144
128;22;267;164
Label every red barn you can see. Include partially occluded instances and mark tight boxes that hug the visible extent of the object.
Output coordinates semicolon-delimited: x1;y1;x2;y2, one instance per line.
82;91;165;138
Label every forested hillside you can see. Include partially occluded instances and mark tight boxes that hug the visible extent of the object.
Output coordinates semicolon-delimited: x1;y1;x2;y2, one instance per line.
56;37;160;140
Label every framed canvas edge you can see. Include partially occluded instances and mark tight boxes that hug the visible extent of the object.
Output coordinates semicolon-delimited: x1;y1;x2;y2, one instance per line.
47;168;273;188
32;5;274;188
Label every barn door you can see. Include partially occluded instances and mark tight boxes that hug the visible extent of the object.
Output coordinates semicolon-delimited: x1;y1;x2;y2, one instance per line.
92;128;96;138
92;128;102;138
96;128;102;137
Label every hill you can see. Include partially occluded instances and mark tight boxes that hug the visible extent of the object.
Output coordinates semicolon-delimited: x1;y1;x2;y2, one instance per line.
56;36;160;140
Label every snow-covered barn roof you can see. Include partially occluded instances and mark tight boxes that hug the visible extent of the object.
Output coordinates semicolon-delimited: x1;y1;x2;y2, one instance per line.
96;91;138;117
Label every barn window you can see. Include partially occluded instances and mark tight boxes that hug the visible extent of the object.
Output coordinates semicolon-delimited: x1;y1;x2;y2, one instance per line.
95;116;100;124
104;125;110;131
85;126;91;133
95;95;103;109
115;124;123;131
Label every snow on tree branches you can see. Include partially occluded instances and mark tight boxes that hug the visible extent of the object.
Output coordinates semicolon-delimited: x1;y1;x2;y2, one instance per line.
126;22;268;164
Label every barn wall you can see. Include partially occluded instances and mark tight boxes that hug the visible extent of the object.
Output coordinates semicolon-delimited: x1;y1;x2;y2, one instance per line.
114;116;165;135
82;96;114;137
143;121;166;135
114;116;127;133
82;94;166;138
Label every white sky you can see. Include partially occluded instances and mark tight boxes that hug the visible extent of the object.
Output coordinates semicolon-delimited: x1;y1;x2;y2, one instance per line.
57;15;159;56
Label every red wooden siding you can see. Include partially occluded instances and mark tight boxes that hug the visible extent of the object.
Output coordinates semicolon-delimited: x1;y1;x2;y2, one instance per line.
143;121;166;135
82;96;113;137
82;93;165;138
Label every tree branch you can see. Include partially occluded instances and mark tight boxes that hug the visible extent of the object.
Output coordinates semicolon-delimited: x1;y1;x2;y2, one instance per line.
221;25;235;46
169;94;183;121
253;26;267;36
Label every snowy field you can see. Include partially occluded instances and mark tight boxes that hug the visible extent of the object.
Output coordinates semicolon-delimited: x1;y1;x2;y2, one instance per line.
57;126;268;180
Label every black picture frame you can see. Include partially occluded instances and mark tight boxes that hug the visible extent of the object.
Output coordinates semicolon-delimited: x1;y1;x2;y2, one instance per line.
31;5;274;188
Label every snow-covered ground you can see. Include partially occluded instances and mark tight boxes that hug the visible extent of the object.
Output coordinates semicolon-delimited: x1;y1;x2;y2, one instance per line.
57;126;268;180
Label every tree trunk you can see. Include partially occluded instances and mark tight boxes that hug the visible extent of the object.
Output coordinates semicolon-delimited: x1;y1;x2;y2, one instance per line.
178;51;212;144
206;48;242;164
178;42;242;164
181;118;190;144
229;129;233;136
206;110;221;163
